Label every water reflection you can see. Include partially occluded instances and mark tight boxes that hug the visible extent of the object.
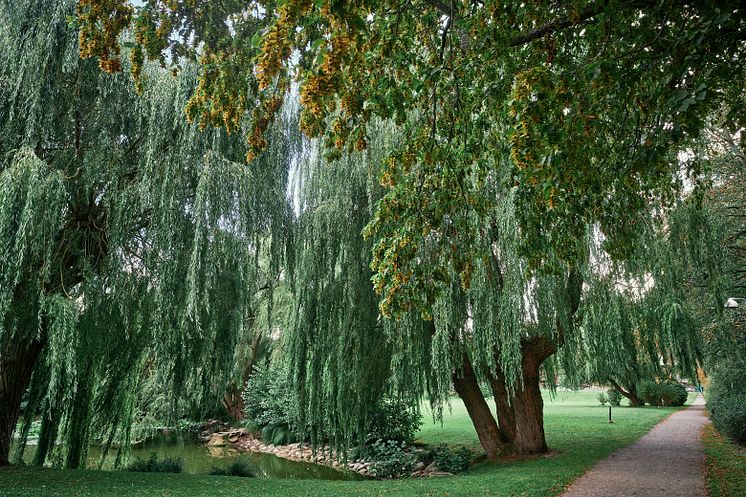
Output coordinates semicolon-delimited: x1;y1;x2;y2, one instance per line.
14;433;364;480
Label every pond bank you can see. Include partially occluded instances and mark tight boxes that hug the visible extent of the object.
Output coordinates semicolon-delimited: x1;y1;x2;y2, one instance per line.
208;430;453;478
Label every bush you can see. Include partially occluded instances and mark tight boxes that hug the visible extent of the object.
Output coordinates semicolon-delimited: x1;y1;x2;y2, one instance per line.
433;444;472;474
606;389;622;406
366;439;417;479
709;387;746;442
597;392;608;405
662;382;687;406
366;400;422;444
705;317;746;443
639;380;687;406
127;453;183;473
639;380;661;406
261;424;293;446
209;459;256;477
243;362;300;444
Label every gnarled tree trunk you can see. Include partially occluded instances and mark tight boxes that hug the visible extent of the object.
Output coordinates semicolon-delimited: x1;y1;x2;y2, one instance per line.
452;352;506;460
0;336;44;466
511;338;553;454
489;368;516;444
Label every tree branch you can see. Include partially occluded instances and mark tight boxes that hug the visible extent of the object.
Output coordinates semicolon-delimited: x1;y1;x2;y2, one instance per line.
509;3;605;46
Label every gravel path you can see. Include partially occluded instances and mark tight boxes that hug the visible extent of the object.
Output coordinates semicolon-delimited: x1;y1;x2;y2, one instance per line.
560;395;710;497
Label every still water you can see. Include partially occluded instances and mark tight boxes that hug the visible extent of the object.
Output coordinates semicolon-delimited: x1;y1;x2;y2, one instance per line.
14;433;364;480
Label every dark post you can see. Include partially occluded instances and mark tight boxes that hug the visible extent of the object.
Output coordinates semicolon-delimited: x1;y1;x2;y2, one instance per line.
608;406;613;423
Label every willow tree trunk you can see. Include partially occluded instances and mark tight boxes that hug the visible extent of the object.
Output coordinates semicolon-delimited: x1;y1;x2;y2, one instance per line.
222;328;262;421
608;380;644;407
452;352;505;460
0;336;44;466
511;346;548;454
489;370;516;444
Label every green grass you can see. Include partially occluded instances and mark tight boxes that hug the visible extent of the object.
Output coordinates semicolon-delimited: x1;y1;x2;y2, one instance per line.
703;424;746;497
0;390;689;497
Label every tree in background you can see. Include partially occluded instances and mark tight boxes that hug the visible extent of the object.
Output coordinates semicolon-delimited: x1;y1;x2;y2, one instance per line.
0;0;295;467
579;230;704;407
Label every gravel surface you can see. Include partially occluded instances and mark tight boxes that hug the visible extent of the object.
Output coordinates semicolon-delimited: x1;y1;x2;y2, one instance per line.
560;395;710;497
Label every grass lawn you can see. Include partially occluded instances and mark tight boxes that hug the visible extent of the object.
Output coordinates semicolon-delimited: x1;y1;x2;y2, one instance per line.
0;390;690;497
702;424;746;497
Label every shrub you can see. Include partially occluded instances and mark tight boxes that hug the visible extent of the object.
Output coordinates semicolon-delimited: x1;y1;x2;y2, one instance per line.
209;459;256;477
606;389;622;406
639;380;687;406
709;386;746;442
705;317;746;443
261;424;292;446
597;392;608;405
433;444;472;474
662;382;687;406
366;400;423;444
639;380;662;406
366;439;417;479
127;453;183;473
243;362;300;444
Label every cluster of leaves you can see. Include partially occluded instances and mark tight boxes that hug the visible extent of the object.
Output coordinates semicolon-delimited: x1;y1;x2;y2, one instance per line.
364;439;417;479
242;362;300;445
243;362;422;449
706;306;746;441
606;389;622;407
597;389;623;406
365;400;422;445
432;444;472;474
708;382;746;442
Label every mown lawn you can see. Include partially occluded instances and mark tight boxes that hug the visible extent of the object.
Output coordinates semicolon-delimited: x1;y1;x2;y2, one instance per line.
702;424;746;497
0;390;690;497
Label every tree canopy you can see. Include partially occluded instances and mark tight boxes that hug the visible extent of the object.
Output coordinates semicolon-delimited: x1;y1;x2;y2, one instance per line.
78;0;746;317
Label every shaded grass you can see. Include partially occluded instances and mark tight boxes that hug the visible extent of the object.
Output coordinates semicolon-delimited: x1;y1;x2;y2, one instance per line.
703;424;746;497
0;390;689;497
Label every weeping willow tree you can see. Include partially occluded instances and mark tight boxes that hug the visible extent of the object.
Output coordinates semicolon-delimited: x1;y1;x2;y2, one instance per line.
287;122;418;449
578;218;707;406
0;0;296;467
288;116;716;459
288;120;585;457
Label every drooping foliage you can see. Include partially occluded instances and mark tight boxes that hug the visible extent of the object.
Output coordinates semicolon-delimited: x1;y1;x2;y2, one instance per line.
286;117;582;455
577;220;705;403
0;0;296;467
78;1;746;318
3;0;739;468
687;128;746;442
287;122;427;449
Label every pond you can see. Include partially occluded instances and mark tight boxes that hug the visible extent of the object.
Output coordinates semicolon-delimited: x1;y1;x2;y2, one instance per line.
13;433;364;480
